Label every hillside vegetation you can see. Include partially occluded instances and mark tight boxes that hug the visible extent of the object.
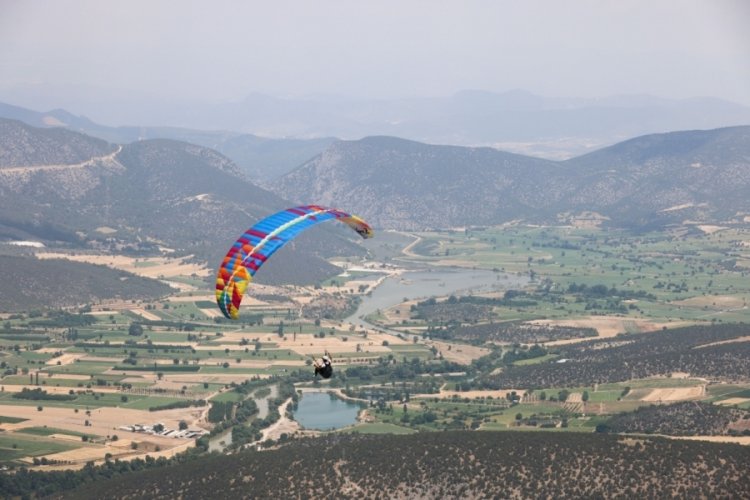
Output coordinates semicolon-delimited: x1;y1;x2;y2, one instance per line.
603;401;750;436
42;432;750;499
0;119;116;168
483;323;750;389
0;255;172;311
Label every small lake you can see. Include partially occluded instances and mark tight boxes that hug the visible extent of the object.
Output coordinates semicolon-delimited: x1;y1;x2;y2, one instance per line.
292;391;363;431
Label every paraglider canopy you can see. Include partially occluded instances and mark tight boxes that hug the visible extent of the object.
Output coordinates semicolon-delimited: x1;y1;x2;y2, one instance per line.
215;205;373;319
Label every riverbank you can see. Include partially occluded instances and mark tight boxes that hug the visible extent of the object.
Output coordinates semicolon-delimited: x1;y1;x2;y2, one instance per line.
259;397;304;442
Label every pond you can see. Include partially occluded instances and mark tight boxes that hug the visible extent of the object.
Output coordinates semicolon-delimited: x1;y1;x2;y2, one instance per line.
292;391;363;431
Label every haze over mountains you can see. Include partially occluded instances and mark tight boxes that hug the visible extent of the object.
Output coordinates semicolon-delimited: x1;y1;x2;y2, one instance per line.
4;89;750;159
0;101;336;184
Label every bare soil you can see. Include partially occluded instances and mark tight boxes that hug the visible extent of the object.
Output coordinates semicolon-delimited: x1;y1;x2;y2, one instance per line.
640;386;705;402
532;316;673;346
427;340;490;365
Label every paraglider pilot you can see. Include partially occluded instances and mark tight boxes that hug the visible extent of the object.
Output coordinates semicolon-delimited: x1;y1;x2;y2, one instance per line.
313;351;333;379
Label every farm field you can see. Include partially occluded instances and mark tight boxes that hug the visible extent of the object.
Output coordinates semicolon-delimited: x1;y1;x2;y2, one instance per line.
2;224;750;471
363;226;750;351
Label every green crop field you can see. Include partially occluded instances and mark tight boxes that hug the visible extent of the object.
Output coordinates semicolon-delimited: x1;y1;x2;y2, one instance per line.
17;427;91;438
392;226;750;329
0;434;79;462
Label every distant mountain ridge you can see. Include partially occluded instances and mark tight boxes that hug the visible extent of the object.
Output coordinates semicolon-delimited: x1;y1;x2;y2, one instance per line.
274;126;750;230
0;117;116;167
0;101;335;183
3;88;750;159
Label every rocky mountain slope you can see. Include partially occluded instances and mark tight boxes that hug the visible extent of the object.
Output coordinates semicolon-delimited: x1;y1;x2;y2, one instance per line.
0;101;335;183
275;126;750;230
0;119;362;286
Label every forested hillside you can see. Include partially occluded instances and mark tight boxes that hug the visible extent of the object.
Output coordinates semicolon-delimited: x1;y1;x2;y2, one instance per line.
483;323;750;389
603;401;750;436
33;432;749;499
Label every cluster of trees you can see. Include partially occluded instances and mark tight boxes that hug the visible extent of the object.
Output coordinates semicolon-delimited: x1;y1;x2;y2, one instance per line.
449;322;596;344
148;399;206;412
12;387;76;401
207;400;239;424
227;381;298;451
599;401;750;436
301;294;361;320
342;358;464;384
411;292;539;326
0;448;206;498
567;283;656;300
199;381;298;451
411;297;494;324
26;311;96;328
342;380;442;403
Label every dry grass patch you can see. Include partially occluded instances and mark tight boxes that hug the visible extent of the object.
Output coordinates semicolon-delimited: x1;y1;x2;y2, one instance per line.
640;386;705;402
259;332;407;357
35;252;210;281
669;435;750;446
199;308;223;318
696;225;727;234
0;405;203;442
427;340;490;365
717;397;750;406
674;295;746;309
532;316;669;346
129;308;162;321
695;336;750;349
45;353;84;366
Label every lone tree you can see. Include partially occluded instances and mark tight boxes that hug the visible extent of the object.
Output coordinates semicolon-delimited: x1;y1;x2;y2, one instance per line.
128;323;144;336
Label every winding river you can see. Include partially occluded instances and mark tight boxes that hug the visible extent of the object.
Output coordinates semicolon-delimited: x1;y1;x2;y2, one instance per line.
207;384;279;452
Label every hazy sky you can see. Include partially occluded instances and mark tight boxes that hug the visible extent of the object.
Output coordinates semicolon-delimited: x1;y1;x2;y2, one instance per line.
1;0;749;105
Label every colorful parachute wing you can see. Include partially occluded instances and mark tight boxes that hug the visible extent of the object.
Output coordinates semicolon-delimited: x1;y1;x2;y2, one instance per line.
215;205;373;319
